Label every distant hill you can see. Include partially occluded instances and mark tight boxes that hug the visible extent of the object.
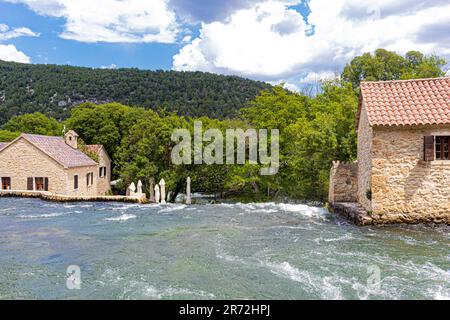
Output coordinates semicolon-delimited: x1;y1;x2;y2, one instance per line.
0;60;271;125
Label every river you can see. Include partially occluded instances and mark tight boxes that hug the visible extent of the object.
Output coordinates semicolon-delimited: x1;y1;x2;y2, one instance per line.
0;198;448;299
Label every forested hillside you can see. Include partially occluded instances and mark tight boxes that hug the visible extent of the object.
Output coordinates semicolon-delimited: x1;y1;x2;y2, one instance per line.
0;60;271;125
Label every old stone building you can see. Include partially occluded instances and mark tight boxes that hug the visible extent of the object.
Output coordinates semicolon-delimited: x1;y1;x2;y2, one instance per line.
330;77;449;224
0;130;111;197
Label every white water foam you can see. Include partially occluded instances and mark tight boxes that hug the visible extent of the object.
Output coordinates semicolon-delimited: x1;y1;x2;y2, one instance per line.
105;214;137;221
17;212;70;219
158;205;187;213
262;260;343;300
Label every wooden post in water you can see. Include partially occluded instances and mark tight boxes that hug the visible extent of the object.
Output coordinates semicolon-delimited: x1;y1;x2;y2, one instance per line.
186;177;191;205
149;177;155;202
159;179;166;204
154;184;160;204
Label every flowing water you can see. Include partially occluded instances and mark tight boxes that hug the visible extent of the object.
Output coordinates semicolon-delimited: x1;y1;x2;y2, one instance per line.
0;198;448;300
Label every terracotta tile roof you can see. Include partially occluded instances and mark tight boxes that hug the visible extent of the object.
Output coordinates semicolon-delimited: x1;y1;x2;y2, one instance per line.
84;144;102;155
20;133;98;168
360;77;450;127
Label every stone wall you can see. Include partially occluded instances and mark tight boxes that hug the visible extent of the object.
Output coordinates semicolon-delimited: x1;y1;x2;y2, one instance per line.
329;161;358;204
0;138;67;194
357;104;373;211
96;147;111;196
0;137;103;197
371;124;450;222
66;165;100;197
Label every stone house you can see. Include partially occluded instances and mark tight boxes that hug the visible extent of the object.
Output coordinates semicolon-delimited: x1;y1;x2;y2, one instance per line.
329;77;449;224
0;130;111;197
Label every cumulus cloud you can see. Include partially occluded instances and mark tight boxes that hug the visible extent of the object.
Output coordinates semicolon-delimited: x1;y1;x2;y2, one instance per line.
6;0;179;43
0;44;31;63
173;0;450;85
170;0;262;23
0;24;40;41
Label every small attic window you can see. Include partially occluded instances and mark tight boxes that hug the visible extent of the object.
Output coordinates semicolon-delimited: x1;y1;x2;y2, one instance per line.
69;136;72;141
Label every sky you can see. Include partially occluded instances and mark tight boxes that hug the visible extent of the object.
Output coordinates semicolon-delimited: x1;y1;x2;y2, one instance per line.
0;0;449;90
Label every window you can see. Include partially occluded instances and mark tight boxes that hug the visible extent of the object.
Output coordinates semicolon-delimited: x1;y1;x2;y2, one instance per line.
86;172;94;186
1;177;11;190
74;175;78;190
424;136;450;161
435;136;449;160
35;177;44;191
99;166;107;178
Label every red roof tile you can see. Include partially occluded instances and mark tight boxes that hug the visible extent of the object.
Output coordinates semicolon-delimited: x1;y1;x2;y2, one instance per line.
20;134;98;168
84;144;102;155
360;77;450;127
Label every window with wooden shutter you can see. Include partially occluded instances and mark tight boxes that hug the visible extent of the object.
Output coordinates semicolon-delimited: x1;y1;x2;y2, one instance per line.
86;173;90;186
91;172;94;185
35;177;44;191
99;167;103;178
27;177;33;190
44;177;49;191
435;136;450;160
1;177;11;190
424;136;434;161
74;175;78;190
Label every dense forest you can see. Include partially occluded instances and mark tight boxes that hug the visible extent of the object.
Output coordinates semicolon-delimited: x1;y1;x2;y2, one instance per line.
0;49;446;201
0;60;271;125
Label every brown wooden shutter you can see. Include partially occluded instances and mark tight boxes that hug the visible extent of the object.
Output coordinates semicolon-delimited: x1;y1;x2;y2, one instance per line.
424;136;435;161
91;173;94;185
86;173;90;186
74;175;78;189
44;177;49;191
27;177;33;190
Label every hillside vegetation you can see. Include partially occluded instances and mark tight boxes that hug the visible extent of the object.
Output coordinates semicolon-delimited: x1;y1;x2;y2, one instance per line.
0;60;271;125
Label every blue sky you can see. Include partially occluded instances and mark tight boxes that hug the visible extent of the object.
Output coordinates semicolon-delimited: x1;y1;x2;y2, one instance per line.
0;0;449;90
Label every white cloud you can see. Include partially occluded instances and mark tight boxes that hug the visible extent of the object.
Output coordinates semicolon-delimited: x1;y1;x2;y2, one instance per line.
100;63;117;69
0;24;39;41
7;0;179;43
0;44;31;63
173;0;450;85
446;70;450;77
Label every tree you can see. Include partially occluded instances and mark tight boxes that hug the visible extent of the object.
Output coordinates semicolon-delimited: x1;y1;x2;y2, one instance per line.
65;102;147;158
342;49;446;89
2;112;62;136
0;130;19;142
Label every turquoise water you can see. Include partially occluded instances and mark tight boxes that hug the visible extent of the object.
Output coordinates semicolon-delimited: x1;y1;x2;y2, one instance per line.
0;198;448;300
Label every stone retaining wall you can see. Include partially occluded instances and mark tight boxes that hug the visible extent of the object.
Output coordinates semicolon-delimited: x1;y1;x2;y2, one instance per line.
0;190;148;204
329;161;358;204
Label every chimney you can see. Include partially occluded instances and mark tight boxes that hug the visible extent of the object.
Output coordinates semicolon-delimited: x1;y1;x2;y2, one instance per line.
65;130;79;149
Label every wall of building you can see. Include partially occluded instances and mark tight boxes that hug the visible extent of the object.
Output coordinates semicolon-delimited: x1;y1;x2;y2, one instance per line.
65;165;99;197
371;124;450;221
357;104;373;211
96;147;111;196
0;138;67;193
329;161;358;204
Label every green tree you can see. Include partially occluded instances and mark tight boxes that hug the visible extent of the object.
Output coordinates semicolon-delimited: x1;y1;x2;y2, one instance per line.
342;49;446;89
0;130;19;142
2;112;62;136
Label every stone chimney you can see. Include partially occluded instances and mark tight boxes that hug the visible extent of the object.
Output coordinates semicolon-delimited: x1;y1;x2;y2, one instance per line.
65;130;79;149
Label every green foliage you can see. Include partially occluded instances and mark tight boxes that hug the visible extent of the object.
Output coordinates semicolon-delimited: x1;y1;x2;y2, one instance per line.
0;130;19;142
0;60;271;125
342;49;446;89
2;112;62;135
65;102;147;157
